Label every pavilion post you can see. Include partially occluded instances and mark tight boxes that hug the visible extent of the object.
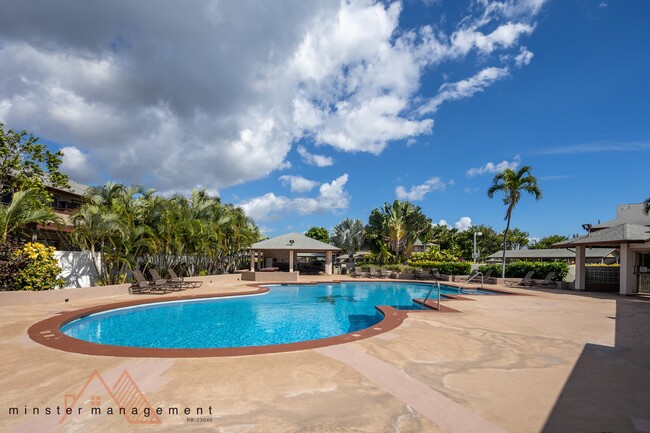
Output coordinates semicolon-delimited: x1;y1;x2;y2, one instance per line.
575;245;586;291
620;243;636;295
250;250;254;272
325;251;332;275
289;250;294;273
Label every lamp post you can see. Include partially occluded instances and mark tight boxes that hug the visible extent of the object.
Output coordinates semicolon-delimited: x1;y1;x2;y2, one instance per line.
473;231;483;263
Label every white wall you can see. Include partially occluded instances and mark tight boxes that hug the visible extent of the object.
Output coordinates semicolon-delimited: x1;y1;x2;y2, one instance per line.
55;251;100;288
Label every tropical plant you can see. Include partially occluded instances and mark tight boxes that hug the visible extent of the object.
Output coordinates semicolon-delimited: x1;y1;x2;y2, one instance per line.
366;200;432;263
331;218;365;258
504;227;530;250
0;237;28;290
71;182;261;284
0;123;69;202
479;260;569;281
487;166;542;277
0;189;61;243
452;225;502;261
305;226;329;243
14;242;63;290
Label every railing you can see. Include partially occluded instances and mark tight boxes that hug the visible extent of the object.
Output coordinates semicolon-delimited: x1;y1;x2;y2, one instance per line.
458;271;483;292
421;280;441;311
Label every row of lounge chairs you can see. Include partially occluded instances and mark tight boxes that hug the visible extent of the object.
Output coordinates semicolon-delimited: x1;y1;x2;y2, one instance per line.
505;271;557;288
350;266;443;280
129;268;203;294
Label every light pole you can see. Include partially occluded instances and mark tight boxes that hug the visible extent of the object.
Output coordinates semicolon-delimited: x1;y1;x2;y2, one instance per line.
473;231;483;263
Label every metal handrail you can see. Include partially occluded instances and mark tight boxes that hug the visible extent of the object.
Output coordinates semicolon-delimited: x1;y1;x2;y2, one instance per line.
422;280;441;310
458;271;483;292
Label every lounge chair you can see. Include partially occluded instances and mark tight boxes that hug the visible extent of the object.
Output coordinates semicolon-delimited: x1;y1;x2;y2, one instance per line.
368;266;379;278
168;268;203;288
534;272;557;289
505;270;535;287
481;269;496;284
149;269;184;291
414;268;427;280
457;270;479;283
351;267;366;278
400;269;415;280
130;269;174;294
430;268;443;281
378;267;391;278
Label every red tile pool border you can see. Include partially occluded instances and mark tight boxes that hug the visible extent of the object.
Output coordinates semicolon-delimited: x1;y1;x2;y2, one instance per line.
28;280;513;358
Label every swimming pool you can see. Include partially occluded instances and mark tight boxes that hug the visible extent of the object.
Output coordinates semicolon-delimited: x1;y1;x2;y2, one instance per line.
61;282;489;350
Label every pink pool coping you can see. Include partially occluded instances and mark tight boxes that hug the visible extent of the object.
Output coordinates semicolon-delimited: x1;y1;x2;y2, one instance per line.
28;280;521;358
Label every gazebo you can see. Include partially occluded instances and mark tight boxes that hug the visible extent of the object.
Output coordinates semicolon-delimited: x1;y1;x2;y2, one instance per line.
554;203;650;295
242;233;340;282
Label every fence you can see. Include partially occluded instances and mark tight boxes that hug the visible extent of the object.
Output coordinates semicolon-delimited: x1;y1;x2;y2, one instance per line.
55;251;100;288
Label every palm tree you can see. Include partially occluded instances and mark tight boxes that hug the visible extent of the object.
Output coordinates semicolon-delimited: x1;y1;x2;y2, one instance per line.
0;190;61;243
382;201;410;263
487;166;542;278
331;218;365;259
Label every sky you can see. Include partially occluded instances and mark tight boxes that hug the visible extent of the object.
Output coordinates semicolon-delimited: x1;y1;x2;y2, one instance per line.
0;0;648;240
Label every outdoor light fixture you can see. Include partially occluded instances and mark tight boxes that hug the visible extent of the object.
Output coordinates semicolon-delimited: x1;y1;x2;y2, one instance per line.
473;231;483;263
582;224;592;235
289;240;294;245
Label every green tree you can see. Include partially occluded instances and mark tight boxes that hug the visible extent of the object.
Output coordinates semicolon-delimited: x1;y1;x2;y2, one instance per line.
505;227;530;250
0;123;69;203
453;225;502;261
644;197;650;214
366;201;432;263
305;226;329;243
529;234;569;249
488;166;542;277
0;190;61;243
331;218;365;258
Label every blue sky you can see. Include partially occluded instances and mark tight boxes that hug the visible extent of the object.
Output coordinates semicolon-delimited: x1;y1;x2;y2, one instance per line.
1;0;648;240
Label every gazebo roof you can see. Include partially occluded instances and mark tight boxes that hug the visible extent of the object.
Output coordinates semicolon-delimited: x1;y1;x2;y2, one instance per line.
554;224;650;247
250;233;340;252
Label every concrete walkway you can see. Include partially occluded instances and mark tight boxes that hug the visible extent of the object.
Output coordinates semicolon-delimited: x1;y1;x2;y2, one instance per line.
1;275;648;432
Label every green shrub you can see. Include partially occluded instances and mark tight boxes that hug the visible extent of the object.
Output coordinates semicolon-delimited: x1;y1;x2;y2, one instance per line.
14;242;63;291
479;261;569;280
0;238;28;291
407;261;471;275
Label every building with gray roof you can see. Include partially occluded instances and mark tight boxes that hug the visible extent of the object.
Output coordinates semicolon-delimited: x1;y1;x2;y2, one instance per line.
554;203;650;295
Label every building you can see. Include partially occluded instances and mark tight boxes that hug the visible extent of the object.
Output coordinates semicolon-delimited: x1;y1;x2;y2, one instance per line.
244;233;341;281
486;248;619;264
554;203;650;295
1;178;91;249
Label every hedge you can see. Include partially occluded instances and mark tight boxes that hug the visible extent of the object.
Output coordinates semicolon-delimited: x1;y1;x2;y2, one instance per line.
478;261;569;280
406;261;471;275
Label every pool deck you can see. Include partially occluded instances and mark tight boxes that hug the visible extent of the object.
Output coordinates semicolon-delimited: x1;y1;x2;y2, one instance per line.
1;274;649;432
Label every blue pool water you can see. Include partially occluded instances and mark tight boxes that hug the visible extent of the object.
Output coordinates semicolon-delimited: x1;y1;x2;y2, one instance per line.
61;282;494;349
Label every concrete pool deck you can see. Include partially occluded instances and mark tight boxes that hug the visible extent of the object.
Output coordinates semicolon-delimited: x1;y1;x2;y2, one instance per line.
1;274;649;432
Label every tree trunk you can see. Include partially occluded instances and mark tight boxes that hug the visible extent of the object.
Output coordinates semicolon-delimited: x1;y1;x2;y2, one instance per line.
501;214;512;278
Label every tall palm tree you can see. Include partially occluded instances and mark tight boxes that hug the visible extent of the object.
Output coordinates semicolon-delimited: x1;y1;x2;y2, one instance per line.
331;218;365;259
487;166;542;278
0;190;61;243
382;201;410;263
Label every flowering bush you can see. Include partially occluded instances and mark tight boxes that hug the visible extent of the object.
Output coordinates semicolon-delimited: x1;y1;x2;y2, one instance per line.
14;242;63;291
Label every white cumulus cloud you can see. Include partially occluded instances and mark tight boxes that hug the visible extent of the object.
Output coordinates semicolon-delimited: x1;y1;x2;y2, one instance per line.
455;216;472;231
466;155;521;176
395;177;452;201
59;146;99;183
279;175;319;193
239;174;349;222
0;0;547;193
296;145;334;167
